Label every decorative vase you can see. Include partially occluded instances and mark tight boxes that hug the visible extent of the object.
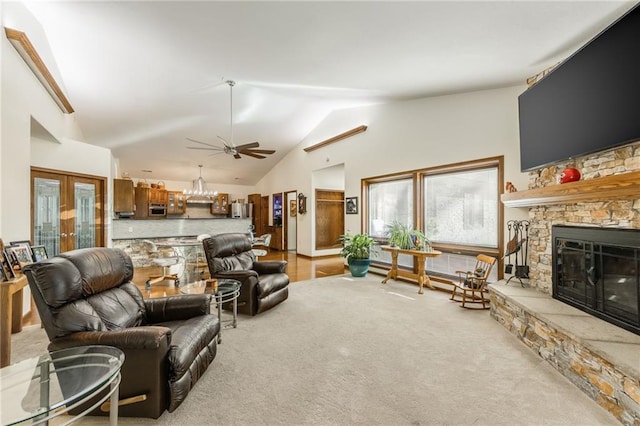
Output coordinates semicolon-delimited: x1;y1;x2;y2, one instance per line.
348;258;370;277
559;167;581;183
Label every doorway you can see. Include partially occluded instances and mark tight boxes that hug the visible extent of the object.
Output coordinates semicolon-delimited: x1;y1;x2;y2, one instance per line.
284;190;297;251
31;167;106;256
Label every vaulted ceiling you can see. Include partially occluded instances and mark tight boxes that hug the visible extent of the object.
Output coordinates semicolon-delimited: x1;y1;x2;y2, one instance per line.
21;1;635;184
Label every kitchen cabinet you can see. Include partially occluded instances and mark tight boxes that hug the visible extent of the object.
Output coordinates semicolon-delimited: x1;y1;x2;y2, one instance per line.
133;187;168;219
113;179;134;213
167;191;187;214
148;188;168;205
210;193;229;215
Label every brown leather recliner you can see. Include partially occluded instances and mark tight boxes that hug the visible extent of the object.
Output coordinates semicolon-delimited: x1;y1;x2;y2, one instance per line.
23;247;220;419
203;233;289;315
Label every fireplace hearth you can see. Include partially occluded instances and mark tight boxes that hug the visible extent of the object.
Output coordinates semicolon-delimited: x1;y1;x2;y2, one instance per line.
553;225;640;335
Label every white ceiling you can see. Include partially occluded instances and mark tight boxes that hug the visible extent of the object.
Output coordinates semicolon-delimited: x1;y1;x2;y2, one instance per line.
22;1;636;185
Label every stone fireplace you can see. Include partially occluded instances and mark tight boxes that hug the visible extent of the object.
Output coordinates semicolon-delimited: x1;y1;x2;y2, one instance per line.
490;142;640;425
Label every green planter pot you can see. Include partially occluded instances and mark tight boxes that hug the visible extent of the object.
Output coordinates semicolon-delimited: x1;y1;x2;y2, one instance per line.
348;258;370;277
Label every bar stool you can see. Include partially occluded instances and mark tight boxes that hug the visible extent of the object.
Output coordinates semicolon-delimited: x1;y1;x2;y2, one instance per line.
143;240;184;290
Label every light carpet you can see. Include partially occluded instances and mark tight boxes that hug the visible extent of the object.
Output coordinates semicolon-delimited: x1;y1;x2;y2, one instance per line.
11;275;617;425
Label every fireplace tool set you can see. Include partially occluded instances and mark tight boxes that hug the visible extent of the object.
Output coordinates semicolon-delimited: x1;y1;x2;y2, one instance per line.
505;220;530;286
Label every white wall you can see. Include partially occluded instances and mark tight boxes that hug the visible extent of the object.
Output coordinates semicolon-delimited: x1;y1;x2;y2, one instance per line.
255;85;530;256
2;3;114;313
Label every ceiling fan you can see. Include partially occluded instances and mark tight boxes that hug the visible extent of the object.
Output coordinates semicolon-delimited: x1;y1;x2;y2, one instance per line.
187;80;276;160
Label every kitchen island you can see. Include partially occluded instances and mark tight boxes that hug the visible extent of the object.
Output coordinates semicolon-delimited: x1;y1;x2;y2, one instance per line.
112;218;252;282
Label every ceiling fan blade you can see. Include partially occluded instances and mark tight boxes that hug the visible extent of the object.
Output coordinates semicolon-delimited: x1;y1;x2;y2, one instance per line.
233;153;242;159
245;148;275;154
187;146;224;151
240;151;266;159
186;137;219;149
235;142;259;150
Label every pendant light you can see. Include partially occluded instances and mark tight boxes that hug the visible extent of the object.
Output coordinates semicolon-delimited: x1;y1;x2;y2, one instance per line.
184;165;217;203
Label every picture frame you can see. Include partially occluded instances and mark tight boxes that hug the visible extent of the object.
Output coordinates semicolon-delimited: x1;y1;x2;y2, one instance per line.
1;255;14;279
0;238;15;280
9;240;33;258
3;247;21;275
346;197;358;214
290;200;297;217
5;245;33;269
31;245;49;262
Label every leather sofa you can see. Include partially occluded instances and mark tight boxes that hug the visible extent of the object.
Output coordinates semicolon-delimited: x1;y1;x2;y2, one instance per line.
23;247;220;418
203;233;289;315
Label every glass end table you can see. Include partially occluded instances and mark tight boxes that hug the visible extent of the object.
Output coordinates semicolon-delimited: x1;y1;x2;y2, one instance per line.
0;345;124;426
180;279;241;343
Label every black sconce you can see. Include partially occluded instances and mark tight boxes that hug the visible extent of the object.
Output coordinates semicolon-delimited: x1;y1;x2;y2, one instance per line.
297;193;307;214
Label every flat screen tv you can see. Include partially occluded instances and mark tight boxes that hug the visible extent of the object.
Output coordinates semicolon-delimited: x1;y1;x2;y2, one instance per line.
518;4;640;172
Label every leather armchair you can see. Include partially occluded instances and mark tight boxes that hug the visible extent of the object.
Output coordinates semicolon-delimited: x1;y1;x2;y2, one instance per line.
203;233;289;315
23;247;220;419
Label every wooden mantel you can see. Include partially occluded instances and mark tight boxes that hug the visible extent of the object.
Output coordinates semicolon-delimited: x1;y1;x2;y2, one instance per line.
501;170;640;207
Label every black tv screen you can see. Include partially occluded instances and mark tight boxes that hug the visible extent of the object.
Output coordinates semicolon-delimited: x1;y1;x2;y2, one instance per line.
518;4;640;172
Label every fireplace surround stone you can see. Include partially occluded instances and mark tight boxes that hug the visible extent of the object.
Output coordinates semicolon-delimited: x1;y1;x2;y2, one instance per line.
489;283;640;425
494;141;640;424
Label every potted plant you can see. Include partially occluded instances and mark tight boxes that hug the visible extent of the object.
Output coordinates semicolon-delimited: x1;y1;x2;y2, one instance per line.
385;220;431;250
339;233;377;277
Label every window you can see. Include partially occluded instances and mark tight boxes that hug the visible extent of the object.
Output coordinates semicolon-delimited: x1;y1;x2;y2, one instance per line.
367;177;413;239
363;157;503;282
424;167;498;248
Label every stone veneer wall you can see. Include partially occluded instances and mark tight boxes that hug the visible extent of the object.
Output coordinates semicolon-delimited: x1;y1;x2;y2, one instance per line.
490;289;640;425
525;141;640;293
493;141;640;424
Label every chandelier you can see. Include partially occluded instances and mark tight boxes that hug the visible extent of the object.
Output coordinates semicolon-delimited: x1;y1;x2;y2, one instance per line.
183;165;217;203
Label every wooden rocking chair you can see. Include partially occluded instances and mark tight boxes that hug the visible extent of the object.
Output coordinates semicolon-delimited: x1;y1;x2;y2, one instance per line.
450;254;497;309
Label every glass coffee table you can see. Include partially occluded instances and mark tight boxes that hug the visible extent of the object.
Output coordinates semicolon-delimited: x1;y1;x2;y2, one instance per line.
0;345;124;426
180;279;241;343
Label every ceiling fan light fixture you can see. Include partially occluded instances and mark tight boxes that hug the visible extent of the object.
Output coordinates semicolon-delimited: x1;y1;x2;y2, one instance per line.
184;165;217;203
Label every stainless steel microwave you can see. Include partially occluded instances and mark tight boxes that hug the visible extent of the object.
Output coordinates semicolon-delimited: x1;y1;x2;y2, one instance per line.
149;203;167;216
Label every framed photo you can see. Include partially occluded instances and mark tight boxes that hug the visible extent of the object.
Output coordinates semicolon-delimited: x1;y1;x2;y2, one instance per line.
9;240;33;257
290;200;297;217
5;245;33;269
0;245;15;280
31;245;49;262
346;197;358;214
3;247;20;275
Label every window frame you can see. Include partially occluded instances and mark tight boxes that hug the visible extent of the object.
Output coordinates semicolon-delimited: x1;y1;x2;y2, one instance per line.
363;172;416;240
362;156;504;281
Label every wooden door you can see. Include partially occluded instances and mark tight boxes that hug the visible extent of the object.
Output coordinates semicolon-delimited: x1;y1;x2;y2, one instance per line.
260;196;269;235
248;193;262;236
31;168;105;256
315;189;344;250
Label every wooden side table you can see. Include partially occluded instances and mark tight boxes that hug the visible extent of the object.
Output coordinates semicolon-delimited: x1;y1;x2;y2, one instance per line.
381;246;442;294
1;274;27;367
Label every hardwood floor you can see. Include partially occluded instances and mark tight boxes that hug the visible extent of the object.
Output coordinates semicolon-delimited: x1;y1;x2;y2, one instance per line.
23;251;346;326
